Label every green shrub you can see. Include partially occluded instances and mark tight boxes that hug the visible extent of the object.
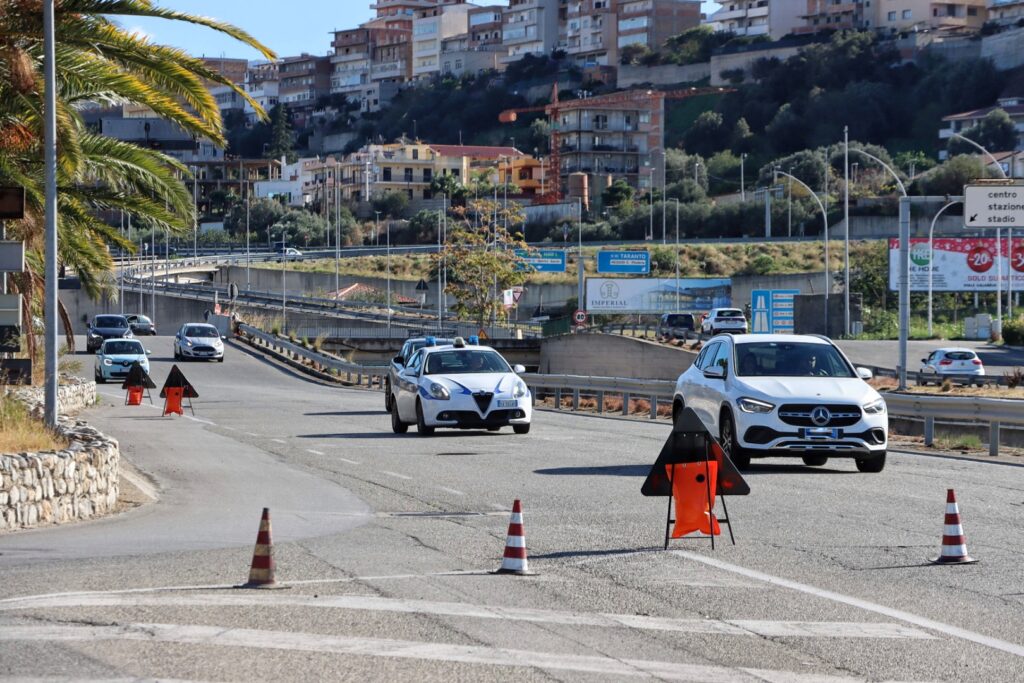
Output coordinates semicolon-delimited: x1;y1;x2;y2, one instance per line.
1001;318;1024;346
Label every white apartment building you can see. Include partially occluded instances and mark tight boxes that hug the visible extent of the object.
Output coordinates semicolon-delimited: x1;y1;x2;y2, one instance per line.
412;3;472;78
705;1;804;39
989;0;1024;24
874;0;987;32
566;0;618;66
502;0;562;63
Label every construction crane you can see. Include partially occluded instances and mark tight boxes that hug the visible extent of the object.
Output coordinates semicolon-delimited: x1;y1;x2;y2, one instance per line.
499;85;733;203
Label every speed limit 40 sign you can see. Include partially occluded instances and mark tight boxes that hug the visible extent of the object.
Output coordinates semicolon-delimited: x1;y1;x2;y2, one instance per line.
573;309;587;325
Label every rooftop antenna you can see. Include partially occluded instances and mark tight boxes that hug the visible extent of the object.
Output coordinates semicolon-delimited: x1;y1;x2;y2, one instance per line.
459;130;463;145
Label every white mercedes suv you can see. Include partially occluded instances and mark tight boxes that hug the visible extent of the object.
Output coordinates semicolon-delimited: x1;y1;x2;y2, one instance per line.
673;334;888;472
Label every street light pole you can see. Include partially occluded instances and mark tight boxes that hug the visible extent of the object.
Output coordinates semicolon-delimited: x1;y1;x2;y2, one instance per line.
843;126;850;338
192;166;199;260
335;161;340;294
387;219;392;333
43;0;58;427
740;153;746;202
672;198;680;312
776;170;829;335
245;194;251;288
928;201;963;336
662;149;667;244
281;230;287;333
577;198;584;315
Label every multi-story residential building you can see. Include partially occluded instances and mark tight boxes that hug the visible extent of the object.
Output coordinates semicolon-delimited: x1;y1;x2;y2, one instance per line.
551;90;665;193
503;0;562;63
616;0;701;58
413;2;473;78
330;28;374;99
372;0;441;21
209;84;245;117
440;33;508;76
468;4;505;47
278;54;332;114
938;96;1024;158
567;0;617;67
798;0;873;32
874;0;987;32
246;61;279;88
98;116;223;163
199;57;248;86
989;0;1024;24
705;1;804;39
243;80;279;125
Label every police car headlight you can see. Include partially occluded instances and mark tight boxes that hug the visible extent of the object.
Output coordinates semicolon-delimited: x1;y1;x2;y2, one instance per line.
863;398;886;415
513;380;527;398
429;383;450;400
102;358;112;366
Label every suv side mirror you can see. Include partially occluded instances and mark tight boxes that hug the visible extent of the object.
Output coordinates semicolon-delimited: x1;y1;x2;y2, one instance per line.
513;364;526;374
703;365;725;379
857;367;873;380
393;355;404;366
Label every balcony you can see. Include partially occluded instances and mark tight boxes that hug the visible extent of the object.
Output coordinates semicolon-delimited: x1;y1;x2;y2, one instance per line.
371;61;406;79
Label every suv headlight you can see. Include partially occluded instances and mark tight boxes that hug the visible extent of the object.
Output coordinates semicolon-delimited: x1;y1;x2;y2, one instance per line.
863;398;886;415
428;382;450;400
513;380;527;398
737;397;775;414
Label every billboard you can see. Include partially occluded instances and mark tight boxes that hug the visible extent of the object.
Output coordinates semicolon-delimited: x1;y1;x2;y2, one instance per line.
597;250;650;274
889;238;1024;292
586;278;731;314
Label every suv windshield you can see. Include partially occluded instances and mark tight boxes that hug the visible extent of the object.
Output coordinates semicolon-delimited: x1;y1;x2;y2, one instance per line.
95;316;128;328
424;350;510;375
735;342;855;378
103;341;144;355
717;309;744;318
184;326;219;338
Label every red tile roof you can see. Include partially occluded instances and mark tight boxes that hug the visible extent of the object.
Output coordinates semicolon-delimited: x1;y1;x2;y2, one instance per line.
943;104;1024;122
428;144;523;160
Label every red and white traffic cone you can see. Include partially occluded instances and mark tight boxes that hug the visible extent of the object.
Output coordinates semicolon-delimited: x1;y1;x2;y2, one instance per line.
243;508;279;587
494;499;533;575
931;489;978;565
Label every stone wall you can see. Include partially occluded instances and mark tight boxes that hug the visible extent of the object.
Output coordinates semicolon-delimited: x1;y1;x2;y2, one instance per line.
1;378;120;532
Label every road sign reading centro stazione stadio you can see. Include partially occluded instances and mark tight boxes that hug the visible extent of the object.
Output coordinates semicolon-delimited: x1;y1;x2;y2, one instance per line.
515;249;566;273
597;250;650;274
964;183;1024;228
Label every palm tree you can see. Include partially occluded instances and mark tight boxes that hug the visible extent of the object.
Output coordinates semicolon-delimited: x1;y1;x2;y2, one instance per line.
0;1;275;352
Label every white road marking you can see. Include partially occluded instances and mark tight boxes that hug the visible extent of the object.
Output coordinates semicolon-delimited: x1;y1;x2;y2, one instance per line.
0;623;912;682
245;431;259;437
271;438;286;444
380;470;412;480
222;426;236;431
490;503;509;511
184;415;216;426
337;457;361;465
437;486;466;496
0;593;933;640
674;550;1024;659
307;449;325;455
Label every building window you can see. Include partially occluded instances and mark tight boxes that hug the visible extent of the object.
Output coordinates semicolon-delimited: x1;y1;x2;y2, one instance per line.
404;168;413;182
412;149;419;160
887;11;895;20
406;189;413;199
594;114;608;130
383;167;392;181
902;9;911;19
423;168;432;182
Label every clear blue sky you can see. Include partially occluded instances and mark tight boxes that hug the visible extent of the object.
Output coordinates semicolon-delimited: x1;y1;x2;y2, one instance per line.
119;1;722;61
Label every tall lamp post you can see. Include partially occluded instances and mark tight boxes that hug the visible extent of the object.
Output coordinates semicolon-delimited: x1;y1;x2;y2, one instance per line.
740;153;747;202
43;0;58;426
928;200;963;336
775;170;830;335
847;148;910;387
670;198;680;312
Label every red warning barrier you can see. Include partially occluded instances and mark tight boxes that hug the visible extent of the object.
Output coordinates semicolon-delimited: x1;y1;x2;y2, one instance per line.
666;461;720;538
159;365;197;416
163;386;184;416
126;386;144;406
122;362;155;406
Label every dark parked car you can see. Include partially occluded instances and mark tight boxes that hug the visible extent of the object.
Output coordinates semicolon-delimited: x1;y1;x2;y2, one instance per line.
126;314;157;335
657;313;696;339
86;314;133;353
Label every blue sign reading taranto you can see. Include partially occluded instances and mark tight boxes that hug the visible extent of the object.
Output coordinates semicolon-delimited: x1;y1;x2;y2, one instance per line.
515;249;567;273
597;250;650;274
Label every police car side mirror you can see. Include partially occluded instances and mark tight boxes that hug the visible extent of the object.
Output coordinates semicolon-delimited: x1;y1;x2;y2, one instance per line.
513;364;525;374
393;355;404;366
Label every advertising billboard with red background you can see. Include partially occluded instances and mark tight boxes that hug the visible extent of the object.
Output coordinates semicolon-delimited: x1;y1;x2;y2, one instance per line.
889;237;1024;291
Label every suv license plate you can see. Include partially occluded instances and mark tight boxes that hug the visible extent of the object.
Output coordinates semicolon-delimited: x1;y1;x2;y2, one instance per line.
497;399;518;408
802;427;840;440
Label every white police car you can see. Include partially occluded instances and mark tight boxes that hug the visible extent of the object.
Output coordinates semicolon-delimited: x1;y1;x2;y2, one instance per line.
390;337;532;435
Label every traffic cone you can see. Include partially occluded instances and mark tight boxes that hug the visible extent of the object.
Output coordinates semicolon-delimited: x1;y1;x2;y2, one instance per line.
932;489;978;565
494;499;534;575
243;508;279;587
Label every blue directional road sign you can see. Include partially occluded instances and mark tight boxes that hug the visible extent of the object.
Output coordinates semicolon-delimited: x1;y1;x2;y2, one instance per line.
516;249;567;273
597;250;650;274
751;289;799;334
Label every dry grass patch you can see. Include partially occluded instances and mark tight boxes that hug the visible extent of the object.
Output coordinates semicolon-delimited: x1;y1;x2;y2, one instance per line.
901;385;1024;399
0;394;67;454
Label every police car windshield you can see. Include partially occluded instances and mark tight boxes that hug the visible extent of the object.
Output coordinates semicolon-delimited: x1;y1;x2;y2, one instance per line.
103;341;144;355
424;350;509;375
735;342;855;378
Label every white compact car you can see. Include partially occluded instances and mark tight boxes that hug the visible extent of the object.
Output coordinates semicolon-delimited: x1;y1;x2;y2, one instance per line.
920;348;985;384
173;323;225;362
94;338;151;383
390;338;532;435
701;308;748;336
673;334;888;472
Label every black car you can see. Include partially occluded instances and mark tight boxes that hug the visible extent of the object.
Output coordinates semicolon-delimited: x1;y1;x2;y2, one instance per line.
126;314;157;335
657;313;696;339
86;314;133;352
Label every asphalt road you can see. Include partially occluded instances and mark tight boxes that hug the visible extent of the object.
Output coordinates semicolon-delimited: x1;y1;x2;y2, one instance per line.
835;339;1024;374
1;336;1022;681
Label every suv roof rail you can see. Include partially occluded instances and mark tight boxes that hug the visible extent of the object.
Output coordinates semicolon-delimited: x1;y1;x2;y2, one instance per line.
806;334;832;342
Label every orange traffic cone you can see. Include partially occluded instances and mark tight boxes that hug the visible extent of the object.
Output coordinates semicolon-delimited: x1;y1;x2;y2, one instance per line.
243;508;279;587
494;499;533;575
932;489;977;565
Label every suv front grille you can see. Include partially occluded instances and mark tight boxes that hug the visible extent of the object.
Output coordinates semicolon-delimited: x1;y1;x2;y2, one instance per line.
778;404;862;427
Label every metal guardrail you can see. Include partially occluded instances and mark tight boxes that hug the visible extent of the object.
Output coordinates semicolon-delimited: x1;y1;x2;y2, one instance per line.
520;372;676;421
237;323;388;389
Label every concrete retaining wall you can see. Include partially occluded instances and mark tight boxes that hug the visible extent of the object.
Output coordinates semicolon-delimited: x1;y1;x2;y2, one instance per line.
617;63;710;88
540;333;696;380
1;378;120;532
